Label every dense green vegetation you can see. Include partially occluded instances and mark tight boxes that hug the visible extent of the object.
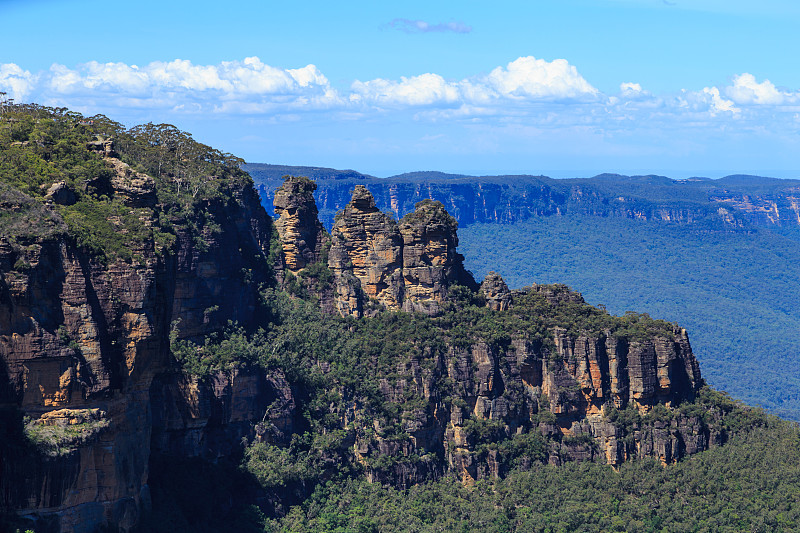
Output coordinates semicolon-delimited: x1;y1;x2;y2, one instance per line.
0;95;250;263
6;101;800;532
139;277;776;533
266;414;800;533
459;215;800;420
139;377;795;533
247;164;800;422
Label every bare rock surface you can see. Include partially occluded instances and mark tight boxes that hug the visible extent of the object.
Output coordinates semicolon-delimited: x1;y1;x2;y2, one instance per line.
329;185;404;315
273;176;329;274
480;271;512;311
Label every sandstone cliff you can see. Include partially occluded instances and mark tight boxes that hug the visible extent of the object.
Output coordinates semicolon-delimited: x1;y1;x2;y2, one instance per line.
353;285;705;487
325;187;477;316
0;133;274;531
246;164;800;230
263;178;707;489
0;108;726;533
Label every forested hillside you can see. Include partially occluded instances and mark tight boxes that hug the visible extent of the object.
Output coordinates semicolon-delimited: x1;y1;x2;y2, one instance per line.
2;101;799;533
247;164;800;420
459;216;800;420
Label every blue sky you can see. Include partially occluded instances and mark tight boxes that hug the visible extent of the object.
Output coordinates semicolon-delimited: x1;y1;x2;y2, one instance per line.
2;0;799;178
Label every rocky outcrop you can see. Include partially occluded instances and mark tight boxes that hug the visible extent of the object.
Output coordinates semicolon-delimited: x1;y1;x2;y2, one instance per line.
273;176;329;274
328;185;404;315
2;159;719;530
480;272;512;311
44;181;77;206
323;188;477;316
398;199;477;314
106;158;156;208
355;306;704;485
0;169;274;531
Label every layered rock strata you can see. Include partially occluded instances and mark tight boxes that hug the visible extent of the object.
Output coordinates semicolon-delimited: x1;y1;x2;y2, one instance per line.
358;289;704;486
2;166;712;531
273;176;329;274
398;199;477;313
0;169;273;531
328;185;404;316
324;187;477;316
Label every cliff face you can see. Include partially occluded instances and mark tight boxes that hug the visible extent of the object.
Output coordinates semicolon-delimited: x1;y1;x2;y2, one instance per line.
2;145;713;531
245;164;800;230
272;176;328;274
356;286;704;486
324;187;477;316
0;163;274;531
264;180;706;488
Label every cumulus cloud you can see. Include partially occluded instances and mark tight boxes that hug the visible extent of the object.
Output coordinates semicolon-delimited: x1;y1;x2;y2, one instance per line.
31;57;341;114
387;18;472;34
485;57;598;100
701;86;739;115
0;63;36;101
725;73;796;105
351;73;460;106
350;56;598;107
5;57;800;138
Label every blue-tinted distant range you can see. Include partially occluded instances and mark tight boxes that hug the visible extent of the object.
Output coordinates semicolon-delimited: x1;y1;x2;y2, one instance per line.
2;0;799;178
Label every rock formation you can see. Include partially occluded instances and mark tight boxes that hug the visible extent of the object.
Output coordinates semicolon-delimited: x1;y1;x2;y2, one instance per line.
398;199;477;314
44;181;77;206
480;271;512;311
0;127;719;531
273;176;329;274
322;188;477;316
328;185;404;316
357;288;704;485
0;160;274;531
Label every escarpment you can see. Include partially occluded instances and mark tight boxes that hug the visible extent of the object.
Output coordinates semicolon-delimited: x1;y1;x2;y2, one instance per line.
357;288;705;486
0;113;275;533
0;106;739;533
0;179;274;530
247;164;800;230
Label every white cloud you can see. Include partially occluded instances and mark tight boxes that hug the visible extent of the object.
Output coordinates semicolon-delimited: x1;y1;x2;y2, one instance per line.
6;56;800;140
484;57;598;101
39;57;340;113
620;82;643;95
701;86;740;116
350;56;598;107
0;63;36;101
725;73;795;105
351;73;460;106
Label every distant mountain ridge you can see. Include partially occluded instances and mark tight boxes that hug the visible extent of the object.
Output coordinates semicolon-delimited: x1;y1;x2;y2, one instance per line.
244;163;800;420
244;163;800;230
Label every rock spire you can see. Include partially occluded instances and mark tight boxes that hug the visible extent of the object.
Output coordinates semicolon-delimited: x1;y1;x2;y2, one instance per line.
273;176;329;274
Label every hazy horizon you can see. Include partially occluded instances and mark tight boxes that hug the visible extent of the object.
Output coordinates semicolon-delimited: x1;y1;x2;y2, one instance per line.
244;161;800;181
3;0;800;178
